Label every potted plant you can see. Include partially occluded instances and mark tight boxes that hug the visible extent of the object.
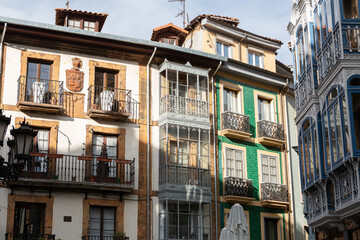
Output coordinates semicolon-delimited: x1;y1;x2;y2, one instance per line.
113;231;128;240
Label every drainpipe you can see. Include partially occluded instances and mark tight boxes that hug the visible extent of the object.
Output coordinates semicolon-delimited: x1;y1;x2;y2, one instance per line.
280;79;293;240
0;23;7;103
211;60;222;239
147;47;157;240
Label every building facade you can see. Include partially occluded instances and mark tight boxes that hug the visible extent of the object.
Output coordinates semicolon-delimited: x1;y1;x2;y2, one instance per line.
0;9;225;240
183;14;307;240
288;0;360;239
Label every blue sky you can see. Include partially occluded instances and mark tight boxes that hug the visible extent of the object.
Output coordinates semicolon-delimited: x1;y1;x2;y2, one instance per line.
0;0;293;65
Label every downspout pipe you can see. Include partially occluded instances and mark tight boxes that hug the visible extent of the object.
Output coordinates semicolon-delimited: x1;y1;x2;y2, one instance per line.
147;47;157;240
212;60;222;239
0;23;7;81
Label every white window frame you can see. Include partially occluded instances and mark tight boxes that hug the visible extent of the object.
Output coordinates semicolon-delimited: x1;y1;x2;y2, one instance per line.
223;87;242;113
216;41;233;58
248;51;264;68
258;97;275;122
259;152;280;184
223;143;247;179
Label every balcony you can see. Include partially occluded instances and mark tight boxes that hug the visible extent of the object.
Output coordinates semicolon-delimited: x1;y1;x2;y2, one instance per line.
260;182;289;208
9;153;135;193
159;164;210;187
5;233;55;240
224;177;255;204
160;95;209;119
87;85;138;121
17;76;64;114
221;111;251;140
257;120;285;147
82;236;129;240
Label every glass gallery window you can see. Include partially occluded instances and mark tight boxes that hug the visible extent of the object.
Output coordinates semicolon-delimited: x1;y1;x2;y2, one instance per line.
159;201;211;240
296;27;306;78
322;85;350;170
342;0;359;19
298;118;320;186
348;77;360;153
159;60;209;118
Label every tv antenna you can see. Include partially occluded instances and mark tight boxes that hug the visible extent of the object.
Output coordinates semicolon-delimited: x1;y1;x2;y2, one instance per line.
169;0;186;28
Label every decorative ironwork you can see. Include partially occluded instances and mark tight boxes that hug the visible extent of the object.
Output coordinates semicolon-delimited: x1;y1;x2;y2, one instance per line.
225;177;253;198
17;76;64;106
5;233;56;240
87;85;139;118
159;164;210;187
221;111;250;133
17;154;135;186
257;120;284;141
160;95;209;118
82;235;129;240
260;182;288;202
344;24;360;53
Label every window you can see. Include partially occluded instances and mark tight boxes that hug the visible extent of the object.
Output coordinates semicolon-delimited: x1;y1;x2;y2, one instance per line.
29;129;49;173
248;52;263;68
14;203;45;236
89;206;116;239
342;0;359;19
94;69;118;111
217;42;232;58
348;77;360;154
322;85;349;169
264;218;279;240
68;19;81;29
258;97;274;122
159;201;210;240
298;118;320;186
162;38;177;45
223;88;241;113
92;134;117;179
261;154;278;183
84;21;96;31
225;148;245;178
26;60;52;104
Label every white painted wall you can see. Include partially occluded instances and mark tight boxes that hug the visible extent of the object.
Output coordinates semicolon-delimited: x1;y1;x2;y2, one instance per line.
151;196;159;240
0;188;10;238
52;193;83;240
124;195;138;239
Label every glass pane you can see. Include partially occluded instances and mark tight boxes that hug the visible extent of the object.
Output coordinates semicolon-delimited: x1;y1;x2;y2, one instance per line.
342;96;350;153
324;114;331;168
300;140;305;185
223;45;229;58
40;64;51;80
255;54;260;67
329;108;337;162
326;0;333;33
216;42;222;55
309;131;314;180
107;72;116;88
352;93;360;150
305;135;310;182
335;103;343;160
95;71;104;86
248;52;253;65
343;0;359;19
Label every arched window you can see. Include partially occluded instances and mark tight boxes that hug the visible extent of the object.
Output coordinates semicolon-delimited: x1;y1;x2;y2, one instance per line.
322;85;350;170
299;117;320;187
347;76;360;154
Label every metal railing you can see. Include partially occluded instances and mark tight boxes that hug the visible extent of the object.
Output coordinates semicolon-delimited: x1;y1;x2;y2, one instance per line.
261;182;288;202
159;164;210;187
88;85;139;118
221;111;250;133
257;120;284;141
344;24;360;53
5;233;55;240
82;236;129;240
17;76;64;106
224;177;254;198
160;95;209;118
18;154;135;186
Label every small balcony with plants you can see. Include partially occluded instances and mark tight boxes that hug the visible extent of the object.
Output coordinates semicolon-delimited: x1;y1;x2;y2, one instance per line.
221;111;251;140
17;76;64;114
257;120;285;147
87;85;138;122
223;177;255;204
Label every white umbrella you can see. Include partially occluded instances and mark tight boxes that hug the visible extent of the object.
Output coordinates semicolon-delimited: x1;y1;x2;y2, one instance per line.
219;203;249;240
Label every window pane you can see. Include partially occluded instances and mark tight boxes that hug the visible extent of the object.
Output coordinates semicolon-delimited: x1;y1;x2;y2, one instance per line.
352;93;360;150
343;0;359;19
335;103;343;160
329;108;337;162
324;114;331;168
223;45;229;58
248;52;253;65
216;42;222;55
255;54;260;67
309;131;314;180
342;96;350;153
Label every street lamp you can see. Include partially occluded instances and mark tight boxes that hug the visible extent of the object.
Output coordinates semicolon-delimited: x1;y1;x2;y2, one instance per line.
0;115;37;183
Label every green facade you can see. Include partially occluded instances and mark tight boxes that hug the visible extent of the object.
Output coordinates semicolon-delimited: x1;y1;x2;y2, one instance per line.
216;75;288;240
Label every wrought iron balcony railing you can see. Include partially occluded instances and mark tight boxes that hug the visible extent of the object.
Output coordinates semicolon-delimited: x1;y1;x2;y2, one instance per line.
257;120;284;141
221;111;250;133
17;153;135;187
82;236;129;240
5;233;55;240
261;182;288;202
225;177;254;198
17;76;64;106
159;164;210;187
344;23;360;53
160;95;209;118
87;85;139;118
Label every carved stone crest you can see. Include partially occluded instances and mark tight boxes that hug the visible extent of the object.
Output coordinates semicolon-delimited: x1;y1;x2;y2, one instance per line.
66;57;84;92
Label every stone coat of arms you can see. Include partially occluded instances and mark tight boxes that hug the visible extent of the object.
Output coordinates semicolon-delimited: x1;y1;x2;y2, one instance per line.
66;57;84;92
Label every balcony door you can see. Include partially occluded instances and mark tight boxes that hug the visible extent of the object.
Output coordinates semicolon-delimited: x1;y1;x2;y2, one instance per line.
26;61;51;103
264;218;279;240
258;97;274;122
89;206;116;240
94;69;118;111
223;88;240;113
92;134;117;181
14;203;45;238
